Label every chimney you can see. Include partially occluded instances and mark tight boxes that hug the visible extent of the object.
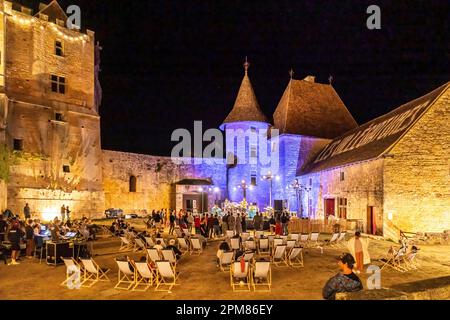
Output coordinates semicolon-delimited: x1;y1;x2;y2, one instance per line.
304;76;316;83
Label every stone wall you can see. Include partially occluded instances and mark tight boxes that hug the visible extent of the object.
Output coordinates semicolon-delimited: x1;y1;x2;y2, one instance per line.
383;85;450;236
102;150;226;214
299;159;384;234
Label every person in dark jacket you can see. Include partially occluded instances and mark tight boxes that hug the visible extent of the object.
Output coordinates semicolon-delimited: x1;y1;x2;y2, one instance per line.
169;211;176;235
25;219;34;258
8;220;24;265
322;253;363;300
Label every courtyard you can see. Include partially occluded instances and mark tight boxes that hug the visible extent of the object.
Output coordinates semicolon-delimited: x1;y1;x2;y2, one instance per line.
1;220;449;300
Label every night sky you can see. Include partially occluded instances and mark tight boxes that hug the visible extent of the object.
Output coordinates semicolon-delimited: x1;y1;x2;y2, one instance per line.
18;0;450;156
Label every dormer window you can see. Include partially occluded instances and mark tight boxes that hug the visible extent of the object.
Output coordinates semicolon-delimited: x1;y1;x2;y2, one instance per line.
55;40;64;56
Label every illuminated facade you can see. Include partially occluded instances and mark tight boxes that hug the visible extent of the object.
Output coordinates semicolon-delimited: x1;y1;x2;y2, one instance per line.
0;1;448;241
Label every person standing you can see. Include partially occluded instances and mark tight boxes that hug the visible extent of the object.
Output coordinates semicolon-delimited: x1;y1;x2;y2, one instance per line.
207;214;215;238
275;215;282;235
253;213;261;231
25;219;34;259
235;214;242;235
213;214;221;238
60;205;66;222
66;206;71;222
347;231;370;274
194;215;201;234
24;203;31;220
221;212;229;234
241;214;247;233
169;211;176;235
8;219;24;265
187;213;194;234
228;213;236;235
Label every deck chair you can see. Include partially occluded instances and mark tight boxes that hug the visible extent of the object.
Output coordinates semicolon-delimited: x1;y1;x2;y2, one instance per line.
61;257;83;287
403;249;420;270
162;249;178;268
244;240;256;251
190;238;202;255
288;247;304;268
258;238;270;256
79;258;110;287
241;232;250;242
336;232;346;245
299;234;309;246
219;251;234;272
324;233;339;247
243;251;255;265
146;248;161;264
175;228;183;238
251;261;271;292
380;246;408;272
286;240;296;252
155;260;179;292
119;236;133;252
114;259;136;290
134;238;147;252
255;231;264;239
102;225;116;238
182;228;190;236
280;235;288;244
230;238;241;251
289;233;299;242
230;261;251;292
272;238;283;253
145;237;155;248
226;230;235;238
133;261;155;291
178;237;190;255
309;232;320;246
271;245;288;267
155;238;167;248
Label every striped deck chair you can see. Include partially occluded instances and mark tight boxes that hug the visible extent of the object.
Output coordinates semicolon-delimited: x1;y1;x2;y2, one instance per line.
251;261;271;292
230;261;251;292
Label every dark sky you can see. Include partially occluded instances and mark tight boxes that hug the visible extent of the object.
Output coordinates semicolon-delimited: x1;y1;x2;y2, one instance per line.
20;0;450;156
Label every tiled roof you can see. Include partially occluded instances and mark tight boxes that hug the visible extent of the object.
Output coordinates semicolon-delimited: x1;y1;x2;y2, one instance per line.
299;82;449;175
222;72;269;126
273;78;358;138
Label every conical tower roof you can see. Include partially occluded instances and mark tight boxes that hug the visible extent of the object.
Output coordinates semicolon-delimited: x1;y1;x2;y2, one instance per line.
221;59;269;129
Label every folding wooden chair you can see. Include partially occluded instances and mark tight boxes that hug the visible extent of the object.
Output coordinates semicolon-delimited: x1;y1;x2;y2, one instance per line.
61;257;83;286
258;238;270;256
162;249;178;268
219;251;234;272
119;237;133;252
241;232;250;242
271;245;288;267
226;230;235;238
280;235;288;245
286;240;296;252
114;259;136;290
155;260;180;293
144;237;155;248
308;232;320;247
230;238;241;251
299;234;309;247
251;261;271;292
336;232;346;246
380;246;408;272
245;240;256;251
255;231;264;239
79;258;110;287
324;233;339;247
146;248;161;264
155;238;167;248
134;238;147;252
190;238;202;255
288;247;304;268
177;237;190;255
230;261;251;292
243;251;255;265
175;228;183;238
272;238;283;254
182;228;190;236
132;261;155;291
289;233;299;242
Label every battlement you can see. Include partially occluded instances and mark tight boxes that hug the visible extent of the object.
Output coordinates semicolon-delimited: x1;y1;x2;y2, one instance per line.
1;0;94;40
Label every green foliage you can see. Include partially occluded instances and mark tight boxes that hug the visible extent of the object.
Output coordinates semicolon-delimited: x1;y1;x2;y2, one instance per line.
0;144;10;182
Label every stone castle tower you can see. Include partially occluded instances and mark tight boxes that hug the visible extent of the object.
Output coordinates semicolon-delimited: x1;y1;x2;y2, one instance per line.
220;59;272;208
0;0;103;218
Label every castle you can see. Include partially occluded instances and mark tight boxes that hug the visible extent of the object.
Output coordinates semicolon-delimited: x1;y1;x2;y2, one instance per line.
1;1;449;241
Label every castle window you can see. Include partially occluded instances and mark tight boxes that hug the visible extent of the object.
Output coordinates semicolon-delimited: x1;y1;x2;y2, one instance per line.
13;139;23;151
55;113;64;121
308;198;313;217
129;175;137;193
250;145;257;158
250;126;256;133
50;75;66;94
63;165;70;173
55;40;64;57
250;171;257;186
309;178;312;186
340;172;345;181
338;198;348;219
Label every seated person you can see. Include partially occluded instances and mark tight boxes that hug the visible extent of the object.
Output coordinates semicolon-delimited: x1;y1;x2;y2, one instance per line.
166;239;182;260
216;241;231;265
322;253;363;300
153;240;164;252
